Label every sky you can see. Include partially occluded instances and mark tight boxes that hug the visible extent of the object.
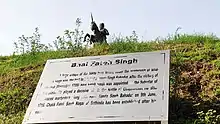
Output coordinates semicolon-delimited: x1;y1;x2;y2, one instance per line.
0;0;220;56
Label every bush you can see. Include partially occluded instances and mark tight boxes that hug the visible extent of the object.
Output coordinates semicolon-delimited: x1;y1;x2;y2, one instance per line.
195;109;220;124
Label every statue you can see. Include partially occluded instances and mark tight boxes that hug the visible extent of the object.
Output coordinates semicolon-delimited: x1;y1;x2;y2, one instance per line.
84;13;109;45
99;23;109;43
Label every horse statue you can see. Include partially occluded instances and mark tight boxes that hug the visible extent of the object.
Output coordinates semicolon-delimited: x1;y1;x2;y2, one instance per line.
84;13;109;45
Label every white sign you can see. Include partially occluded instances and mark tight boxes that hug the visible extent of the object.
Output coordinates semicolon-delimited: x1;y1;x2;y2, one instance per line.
23;50;170;124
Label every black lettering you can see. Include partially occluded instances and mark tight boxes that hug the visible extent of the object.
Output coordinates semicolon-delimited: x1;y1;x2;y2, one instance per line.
115;58;138;65
139;80;153;84
55;79;62;83
108;88;117;91
135;94;139;97
108;76;115;80
71;62;88;67
77;89;89;93
48;91;56;95
110;94;119;98
92;61;100;66
151;68;159;71
62;79;68;82
101;88;107;92
99;94;108;98
88;83;96;86
91;60;113;66
137;75;142;78
45;97;54;101
122;100;134;104
63;90;73;94
105;71;114;74
89;96;96;98
91;101;104;105
83;72;88;75
46;102;55;107
116;75;128;78
124;70;129;73
129;75;136;78
140;80;147;84
80;83;87;86
66;101;74;106
134;80;139;84
113;81;128;86
115;70;123;74
105;101;111;105
148;92;157;96
69;79;74;81
123;87;143;91
106;83;112;85
130;68;146;72
144;87;149;90
80;62;88;67
142;99;150;103
56;84;70;88
151;99;156;103
120;93;133;97
89;72;96;75
98;71;104;74
112;100;120;104
69;73;78;76
143;74;154;78
75;101;84;106
150;86;157;90
48;85;55;89
73;96;80;100
115;59;120;64
38;103;45;107
99;76;107;80
141;92;146;97
54;96;70;100
103;61;112;65
35;111;41;114
97;83;105;86
56;102;65;106
71;63;76;67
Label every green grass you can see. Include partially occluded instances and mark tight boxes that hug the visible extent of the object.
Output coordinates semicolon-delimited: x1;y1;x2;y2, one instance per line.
0;33;220;124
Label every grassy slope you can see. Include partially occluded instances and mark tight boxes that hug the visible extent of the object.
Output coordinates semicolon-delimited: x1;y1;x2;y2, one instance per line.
0;34;220;124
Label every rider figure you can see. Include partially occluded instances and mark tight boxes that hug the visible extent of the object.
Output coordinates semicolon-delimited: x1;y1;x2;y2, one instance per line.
99;23;109;43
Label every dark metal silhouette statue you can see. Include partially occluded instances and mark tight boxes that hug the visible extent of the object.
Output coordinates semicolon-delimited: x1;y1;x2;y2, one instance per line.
84;13;109;45
99;22;109;43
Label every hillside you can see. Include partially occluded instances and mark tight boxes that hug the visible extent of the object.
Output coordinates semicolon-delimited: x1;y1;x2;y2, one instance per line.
0;34;220;124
